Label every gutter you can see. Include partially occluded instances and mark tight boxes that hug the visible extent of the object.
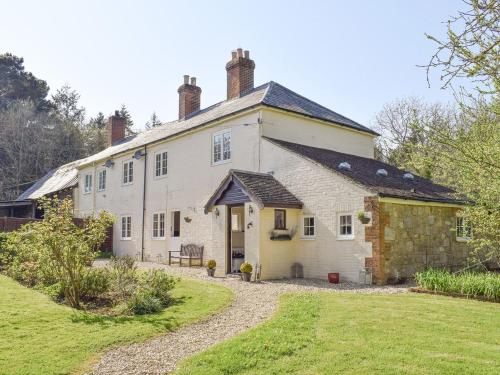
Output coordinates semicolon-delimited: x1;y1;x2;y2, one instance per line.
141;145;147;262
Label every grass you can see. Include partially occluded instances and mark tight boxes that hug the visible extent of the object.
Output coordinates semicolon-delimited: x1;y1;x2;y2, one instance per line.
0;274;233;375
415;267;500;301
177;293;500;375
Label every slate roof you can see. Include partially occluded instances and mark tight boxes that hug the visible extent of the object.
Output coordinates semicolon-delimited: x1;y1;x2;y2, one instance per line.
77;81;376;168
264;137;463;204
205;170;303;212
16;160;80;201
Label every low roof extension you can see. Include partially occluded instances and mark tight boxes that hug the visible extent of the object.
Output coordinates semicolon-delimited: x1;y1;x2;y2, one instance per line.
264;137;463;204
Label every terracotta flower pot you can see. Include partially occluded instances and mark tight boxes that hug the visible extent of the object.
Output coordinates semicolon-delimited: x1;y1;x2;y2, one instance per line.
328;272;340;284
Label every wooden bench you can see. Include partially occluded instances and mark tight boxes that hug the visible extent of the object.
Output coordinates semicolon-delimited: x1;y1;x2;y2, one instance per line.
169;244;204;267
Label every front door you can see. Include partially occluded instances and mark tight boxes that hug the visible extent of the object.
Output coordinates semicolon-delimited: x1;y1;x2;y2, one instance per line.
170;210;181;252
227;205;245;274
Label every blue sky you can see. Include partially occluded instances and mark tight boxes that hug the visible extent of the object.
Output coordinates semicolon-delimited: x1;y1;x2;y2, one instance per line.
1;0;463;130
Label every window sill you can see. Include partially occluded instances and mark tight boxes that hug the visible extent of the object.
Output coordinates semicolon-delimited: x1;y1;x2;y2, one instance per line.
212;159;231;166
152;237;166;241
121;238;132;241
154;174;168;180
97;189;106;192
337;236;355;241
83;191;92;195
122;182;134;186
456;237;471;242
300;236;316;240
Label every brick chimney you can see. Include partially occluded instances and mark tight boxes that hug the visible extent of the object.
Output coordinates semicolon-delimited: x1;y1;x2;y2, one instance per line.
226;48;255;100
178;75;202;120
107;111;126;147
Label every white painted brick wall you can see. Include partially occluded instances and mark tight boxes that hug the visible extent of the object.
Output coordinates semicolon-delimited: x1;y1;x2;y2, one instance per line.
261;139;375;282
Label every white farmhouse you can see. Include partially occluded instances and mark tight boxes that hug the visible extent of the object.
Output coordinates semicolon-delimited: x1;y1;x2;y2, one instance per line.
19;49;469;284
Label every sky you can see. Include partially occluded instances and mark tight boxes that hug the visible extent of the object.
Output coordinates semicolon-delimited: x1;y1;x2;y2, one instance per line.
1;0;465;131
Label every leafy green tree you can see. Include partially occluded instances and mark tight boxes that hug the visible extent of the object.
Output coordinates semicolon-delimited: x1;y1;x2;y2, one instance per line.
0;53;50;110
84;112;107;154
420;0;500;266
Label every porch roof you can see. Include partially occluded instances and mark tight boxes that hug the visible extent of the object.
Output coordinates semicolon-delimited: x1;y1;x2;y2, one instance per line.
204;170;303;213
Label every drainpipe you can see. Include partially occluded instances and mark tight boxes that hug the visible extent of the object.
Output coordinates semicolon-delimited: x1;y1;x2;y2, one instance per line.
92;162;96;216
141;145;147;262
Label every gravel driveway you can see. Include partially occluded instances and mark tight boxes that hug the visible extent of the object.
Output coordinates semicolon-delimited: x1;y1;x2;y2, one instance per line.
88;261;410;375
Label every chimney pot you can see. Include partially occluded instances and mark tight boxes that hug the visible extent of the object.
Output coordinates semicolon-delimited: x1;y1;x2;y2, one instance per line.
183;74;189;84
226;48;255;100
190;76;196;86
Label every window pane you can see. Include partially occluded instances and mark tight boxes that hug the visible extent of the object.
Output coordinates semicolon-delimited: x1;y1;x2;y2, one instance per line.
275;210;286;229
223;132;231;160
155;154;161;176
213;135;222;163
162;152;168;175
159;213;165;237
123;163;128;183
129;162;133;182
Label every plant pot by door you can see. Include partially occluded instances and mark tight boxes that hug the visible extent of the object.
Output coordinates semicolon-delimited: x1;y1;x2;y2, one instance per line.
328;272;340;284
207;268;215;277
241;272;251;282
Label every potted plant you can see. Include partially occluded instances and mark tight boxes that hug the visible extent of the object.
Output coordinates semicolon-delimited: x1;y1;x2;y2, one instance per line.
207;259;216;277
357;211;370;224
240;262;253;282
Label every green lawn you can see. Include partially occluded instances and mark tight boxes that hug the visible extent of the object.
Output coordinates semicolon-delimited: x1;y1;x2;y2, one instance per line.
0;274;233;375
177;293;500;375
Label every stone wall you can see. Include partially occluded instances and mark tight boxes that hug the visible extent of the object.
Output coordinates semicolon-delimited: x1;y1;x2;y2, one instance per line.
365;197;470;284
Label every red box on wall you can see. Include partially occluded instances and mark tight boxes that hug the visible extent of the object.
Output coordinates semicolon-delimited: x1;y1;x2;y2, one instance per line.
328;273;340;284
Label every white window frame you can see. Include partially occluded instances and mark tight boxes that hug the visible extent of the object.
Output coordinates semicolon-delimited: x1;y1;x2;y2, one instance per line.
337;213;354;240
152;212;166;240
83;173;92;194
122;160;134;185
97;169;106;191
154;150;168;178
121;216;132;240
301;215;316;239
456;216;472;242
212;129;231;165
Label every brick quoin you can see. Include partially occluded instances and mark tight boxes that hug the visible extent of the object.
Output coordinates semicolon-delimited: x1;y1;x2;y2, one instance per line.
364;196;387;284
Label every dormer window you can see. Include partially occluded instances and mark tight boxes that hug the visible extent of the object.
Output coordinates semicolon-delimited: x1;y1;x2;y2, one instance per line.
212;130;231;165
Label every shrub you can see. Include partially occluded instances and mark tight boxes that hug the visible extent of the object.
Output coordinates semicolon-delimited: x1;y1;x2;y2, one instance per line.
81;268;110;298
415;267;500;301
240;262;253;274
109;255;138;298
140;270;176;306
207;259;216;269
37;282;64;301
127;291;163;315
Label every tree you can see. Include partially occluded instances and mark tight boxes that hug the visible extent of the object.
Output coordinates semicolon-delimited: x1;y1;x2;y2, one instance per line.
423;0;499;93
119;104;135;135
145;111;162;130
420;0;500;266
0;101;55;199
0;53;51;111
49;85;86;164
83;112;108;155
373;97;456;179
